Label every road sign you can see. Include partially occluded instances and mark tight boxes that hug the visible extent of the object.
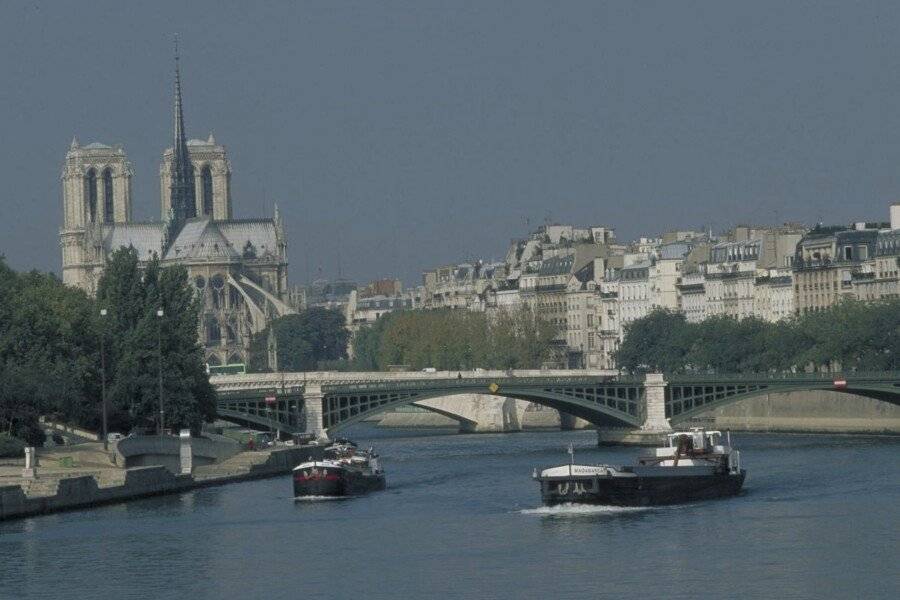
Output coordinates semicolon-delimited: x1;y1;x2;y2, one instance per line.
833;379;847;389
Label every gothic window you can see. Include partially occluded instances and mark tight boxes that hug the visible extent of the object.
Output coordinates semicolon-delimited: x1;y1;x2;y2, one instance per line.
201;165;213;216
207;318;221;344
102;168;114;223
85;169;98;223
210;274;225;310
206;354;222;367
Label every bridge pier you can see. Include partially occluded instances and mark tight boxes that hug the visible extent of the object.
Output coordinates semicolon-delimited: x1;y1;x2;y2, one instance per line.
597;373;673;446
303;385;328;440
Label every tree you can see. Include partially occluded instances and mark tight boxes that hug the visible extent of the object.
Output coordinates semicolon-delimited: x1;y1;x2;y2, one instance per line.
96;250;216;433
616;298;900;374
0;257;99;444
0;250;216;444
250;307;351;372
616;309;689;373
343;306;557;371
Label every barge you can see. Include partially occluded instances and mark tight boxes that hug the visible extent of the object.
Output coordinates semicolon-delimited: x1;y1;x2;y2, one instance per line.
534;429;745;506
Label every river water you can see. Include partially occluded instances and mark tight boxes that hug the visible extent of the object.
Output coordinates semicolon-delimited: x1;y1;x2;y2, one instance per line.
1;427;898;600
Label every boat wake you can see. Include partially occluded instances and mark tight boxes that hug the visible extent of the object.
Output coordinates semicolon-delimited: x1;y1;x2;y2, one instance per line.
519;503;655;516
293;495;351;502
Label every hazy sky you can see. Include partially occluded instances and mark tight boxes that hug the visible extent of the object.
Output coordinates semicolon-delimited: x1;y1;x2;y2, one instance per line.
2;1;899;285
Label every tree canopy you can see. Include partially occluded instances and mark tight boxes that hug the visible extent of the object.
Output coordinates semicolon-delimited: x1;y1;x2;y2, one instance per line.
0;248;217;448
615;299;900;374
0;258;98;445
249;307;352;372
96;248;216;433
349;306;559;371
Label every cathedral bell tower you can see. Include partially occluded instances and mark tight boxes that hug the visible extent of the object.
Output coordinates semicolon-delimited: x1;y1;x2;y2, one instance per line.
59;137;133;290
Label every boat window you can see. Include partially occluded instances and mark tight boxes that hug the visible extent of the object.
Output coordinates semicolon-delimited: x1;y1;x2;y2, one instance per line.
692;431;704;449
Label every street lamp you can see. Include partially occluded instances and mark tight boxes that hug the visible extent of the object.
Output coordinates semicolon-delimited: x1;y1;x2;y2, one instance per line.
157;308;164;435
99;308;108;450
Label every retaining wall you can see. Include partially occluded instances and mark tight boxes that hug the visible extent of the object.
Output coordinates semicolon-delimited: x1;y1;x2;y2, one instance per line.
699;390;900;434
114;434;241;472
0;445;323;522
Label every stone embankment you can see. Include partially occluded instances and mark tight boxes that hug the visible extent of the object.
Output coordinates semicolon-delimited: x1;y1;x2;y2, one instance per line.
701;390;900;434
0;444;323;522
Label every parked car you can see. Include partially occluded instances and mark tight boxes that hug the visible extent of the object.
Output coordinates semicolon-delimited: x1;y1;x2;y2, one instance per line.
107;432;125;443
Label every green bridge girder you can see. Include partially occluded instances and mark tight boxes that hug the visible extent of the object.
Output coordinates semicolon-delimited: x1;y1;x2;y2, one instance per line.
319;376;646;433
212;371;900;434
216;387;306;433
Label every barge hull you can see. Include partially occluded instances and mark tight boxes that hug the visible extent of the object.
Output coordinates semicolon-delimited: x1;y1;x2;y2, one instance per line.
539;470;745;506
294;469;385;498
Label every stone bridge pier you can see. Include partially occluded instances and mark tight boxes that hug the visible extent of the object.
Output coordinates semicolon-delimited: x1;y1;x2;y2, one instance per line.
596;373;673;446
303;384;327;440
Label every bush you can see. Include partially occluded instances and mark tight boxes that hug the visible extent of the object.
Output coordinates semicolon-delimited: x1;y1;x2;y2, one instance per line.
0;434;26;458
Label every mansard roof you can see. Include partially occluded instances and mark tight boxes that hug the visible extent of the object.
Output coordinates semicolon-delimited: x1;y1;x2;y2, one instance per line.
538;254;575;276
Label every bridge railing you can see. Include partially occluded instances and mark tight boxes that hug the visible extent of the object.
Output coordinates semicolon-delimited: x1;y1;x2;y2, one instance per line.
321;374;643;394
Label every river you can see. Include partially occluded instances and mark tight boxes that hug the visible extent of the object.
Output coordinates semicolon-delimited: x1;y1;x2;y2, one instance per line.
1;427;898;600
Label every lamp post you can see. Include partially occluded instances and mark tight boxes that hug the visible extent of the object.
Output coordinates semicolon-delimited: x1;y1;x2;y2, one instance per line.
157;308;164;435
100;308;108;450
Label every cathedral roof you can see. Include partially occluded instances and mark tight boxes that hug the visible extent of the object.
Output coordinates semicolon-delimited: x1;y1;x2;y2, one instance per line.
217;220;279;259
96;218;279;264
101;223;164;259
164;218;241;261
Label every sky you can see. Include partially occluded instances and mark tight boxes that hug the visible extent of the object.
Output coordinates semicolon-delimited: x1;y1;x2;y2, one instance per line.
2;1;899;285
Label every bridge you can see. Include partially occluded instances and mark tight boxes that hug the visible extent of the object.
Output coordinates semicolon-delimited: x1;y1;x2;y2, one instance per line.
211;370;900;438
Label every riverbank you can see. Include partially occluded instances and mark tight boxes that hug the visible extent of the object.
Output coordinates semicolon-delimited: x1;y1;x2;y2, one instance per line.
0;444;322;522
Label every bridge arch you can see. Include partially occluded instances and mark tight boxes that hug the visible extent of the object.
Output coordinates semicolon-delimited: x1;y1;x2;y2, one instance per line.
320;382;644;434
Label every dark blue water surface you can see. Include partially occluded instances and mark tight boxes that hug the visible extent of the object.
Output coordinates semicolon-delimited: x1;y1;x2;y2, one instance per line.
1;428;898;600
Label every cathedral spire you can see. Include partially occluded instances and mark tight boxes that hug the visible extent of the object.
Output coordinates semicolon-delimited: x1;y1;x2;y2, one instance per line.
169;34;196;224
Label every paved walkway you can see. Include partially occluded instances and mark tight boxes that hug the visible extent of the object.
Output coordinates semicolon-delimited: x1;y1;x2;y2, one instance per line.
1;442;284;497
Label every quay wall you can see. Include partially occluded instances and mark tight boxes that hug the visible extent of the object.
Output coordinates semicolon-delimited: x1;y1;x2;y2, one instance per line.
0;446;322;522
698;390;900;434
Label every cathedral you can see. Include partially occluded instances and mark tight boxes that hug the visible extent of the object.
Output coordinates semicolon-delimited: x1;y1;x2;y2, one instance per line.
59;50;296;368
